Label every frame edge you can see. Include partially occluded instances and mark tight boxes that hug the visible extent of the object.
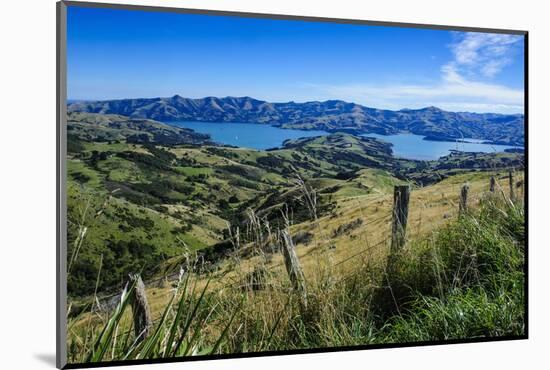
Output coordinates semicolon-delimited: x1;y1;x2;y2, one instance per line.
62;0;527;35
57;1;68;369
55;2;529;369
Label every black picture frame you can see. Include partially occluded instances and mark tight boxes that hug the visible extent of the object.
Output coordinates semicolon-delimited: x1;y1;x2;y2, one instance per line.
57;1;529;368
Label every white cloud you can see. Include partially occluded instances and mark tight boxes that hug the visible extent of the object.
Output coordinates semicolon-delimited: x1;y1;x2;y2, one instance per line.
481;60;507;78
304;78;523;114
299;32;524;114
447;32;523;78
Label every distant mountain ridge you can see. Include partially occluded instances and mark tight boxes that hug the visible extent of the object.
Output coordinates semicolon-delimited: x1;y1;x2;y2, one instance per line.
68;95;525;146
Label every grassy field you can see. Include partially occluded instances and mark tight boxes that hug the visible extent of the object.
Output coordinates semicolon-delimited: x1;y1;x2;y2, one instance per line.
65;113;525;364
67;169;524;363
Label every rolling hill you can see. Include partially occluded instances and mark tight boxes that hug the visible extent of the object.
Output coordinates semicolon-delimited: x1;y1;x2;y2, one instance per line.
67;111;212;145
66;112;524;296
68;95;525;145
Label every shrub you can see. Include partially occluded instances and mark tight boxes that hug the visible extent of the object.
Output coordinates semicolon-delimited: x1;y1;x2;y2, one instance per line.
379;197;525;339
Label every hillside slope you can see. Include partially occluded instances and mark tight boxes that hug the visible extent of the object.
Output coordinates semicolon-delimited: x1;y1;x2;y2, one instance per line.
67;111;212;145
68;95;525;145
67;121;523;297
67;110;525;362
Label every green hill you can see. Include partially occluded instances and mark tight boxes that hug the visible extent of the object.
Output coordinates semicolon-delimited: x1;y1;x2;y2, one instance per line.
68;95;525;145
66;113;524;297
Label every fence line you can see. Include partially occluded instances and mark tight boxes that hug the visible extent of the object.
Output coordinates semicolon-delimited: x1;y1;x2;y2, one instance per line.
333;238;388;268
88;174;521;316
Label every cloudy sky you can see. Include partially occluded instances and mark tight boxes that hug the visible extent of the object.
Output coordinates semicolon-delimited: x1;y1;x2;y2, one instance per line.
67;6;525;114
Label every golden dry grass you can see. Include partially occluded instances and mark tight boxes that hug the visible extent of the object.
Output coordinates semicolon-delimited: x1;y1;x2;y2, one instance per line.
74;172;523;325
68;169;524;348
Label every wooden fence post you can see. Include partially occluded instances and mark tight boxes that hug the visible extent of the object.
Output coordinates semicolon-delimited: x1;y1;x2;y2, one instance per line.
489;176;496;193
509;171;515;202
459;184;469;214
391;185;410;253
516;180;524;202
280;230;307;306
129;274;153;342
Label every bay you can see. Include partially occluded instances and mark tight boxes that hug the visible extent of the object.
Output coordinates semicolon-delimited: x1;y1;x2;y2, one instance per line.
361;133;522;160
170;121;522;160
171;121;328;150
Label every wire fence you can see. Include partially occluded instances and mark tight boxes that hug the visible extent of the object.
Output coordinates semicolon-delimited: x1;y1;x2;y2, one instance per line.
84;170;525;317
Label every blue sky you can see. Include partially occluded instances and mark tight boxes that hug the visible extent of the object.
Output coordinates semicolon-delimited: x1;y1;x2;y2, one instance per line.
67;6;525;114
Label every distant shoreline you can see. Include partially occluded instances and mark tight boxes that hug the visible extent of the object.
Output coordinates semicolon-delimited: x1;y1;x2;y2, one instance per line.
163;119;524;150
67;94;525;147
422;134;524;148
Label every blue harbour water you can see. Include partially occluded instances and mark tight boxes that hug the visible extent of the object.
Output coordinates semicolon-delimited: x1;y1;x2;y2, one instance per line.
360;133;521;161
172;121;328;150
170;121;522;161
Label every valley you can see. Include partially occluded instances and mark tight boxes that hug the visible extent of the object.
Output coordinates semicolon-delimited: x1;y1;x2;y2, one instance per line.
66;112;524;298
66;108;525;363
61;9;527;364
68;95;525;146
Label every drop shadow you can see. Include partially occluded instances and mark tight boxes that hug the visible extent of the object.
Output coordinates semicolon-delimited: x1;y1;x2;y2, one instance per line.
34;353;57;367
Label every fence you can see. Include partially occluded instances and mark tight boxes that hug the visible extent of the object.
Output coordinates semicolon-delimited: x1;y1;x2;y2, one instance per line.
90;170;524;341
